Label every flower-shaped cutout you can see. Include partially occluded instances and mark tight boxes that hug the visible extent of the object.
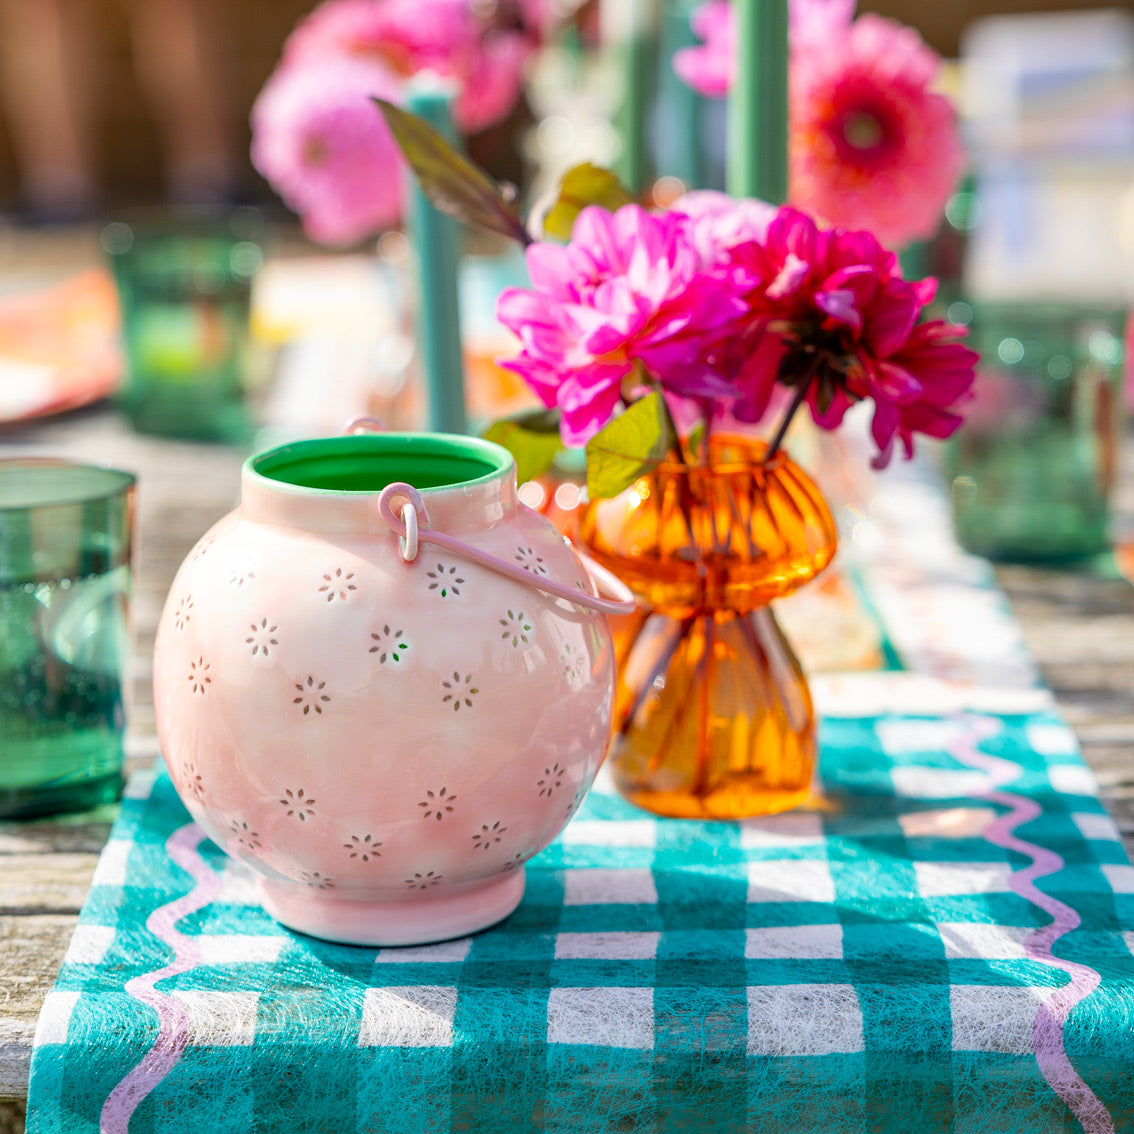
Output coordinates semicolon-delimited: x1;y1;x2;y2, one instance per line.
319;568;357;602
280;787;317;821
515;545;549;575
404;871;443;890
189;533;216;562
369;625;409;664
344;834;382;862
500;609;533;648
419;787;457;821
441;671;478;711
246;618;279;657
302;871;335;890
294;675;331;715
229;561;256;588
537;763;565;798
472;820;507;851
229;819;262;852
173;595;194;631
426;562;464;598
188;656;211;695
182;762;205;803
561;645;586;686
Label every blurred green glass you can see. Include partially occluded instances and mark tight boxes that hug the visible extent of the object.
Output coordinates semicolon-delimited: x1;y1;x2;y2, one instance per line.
0;460;135;818
103;210;263;441
944;301;1127;562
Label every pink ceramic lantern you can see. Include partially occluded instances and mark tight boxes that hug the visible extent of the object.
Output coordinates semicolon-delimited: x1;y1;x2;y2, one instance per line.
152;431;631;945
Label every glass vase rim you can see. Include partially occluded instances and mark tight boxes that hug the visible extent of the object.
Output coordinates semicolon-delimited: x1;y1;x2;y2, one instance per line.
647;436;797;478
0;457;136;512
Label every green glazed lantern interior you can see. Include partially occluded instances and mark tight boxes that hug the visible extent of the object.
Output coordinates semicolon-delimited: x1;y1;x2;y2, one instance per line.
249;433;511;494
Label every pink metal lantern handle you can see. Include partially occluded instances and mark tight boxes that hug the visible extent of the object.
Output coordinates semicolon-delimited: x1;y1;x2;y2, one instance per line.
376;482;637;617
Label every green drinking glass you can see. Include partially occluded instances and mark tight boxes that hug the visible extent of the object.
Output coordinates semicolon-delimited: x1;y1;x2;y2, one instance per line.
103;210;263;441
0;460;135;818
944;300;1127;563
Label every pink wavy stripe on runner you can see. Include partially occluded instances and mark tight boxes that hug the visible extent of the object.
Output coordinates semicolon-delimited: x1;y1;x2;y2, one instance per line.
951;717;1114;1134
100;823;221;1134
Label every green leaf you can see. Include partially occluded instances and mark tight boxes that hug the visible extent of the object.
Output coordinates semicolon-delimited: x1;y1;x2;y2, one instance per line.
585;393;673;499
374;98;532;246
541;163;636;241
483;409;563;485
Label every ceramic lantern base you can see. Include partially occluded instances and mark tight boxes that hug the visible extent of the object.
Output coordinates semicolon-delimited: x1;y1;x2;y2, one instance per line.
256;870;526;947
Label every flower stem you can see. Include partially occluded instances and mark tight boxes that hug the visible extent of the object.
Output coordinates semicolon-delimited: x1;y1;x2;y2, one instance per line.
764;355;819;460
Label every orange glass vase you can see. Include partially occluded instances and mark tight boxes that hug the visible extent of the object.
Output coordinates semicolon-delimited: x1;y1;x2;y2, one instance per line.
577;436;838;819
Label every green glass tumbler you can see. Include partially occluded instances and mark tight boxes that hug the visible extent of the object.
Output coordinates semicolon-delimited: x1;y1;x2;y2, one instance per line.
0;460;135;818
944;301;1127;562
103;210;262;441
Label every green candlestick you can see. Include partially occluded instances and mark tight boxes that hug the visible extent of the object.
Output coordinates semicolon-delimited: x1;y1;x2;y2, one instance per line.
659;0;705;188
728;0;789;203
406;77;467;435
603;0;655;197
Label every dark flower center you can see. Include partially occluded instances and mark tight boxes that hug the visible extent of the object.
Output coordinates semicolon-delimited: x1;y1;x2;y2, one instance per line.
843;112;884;151
303;136;330;167
829;102;899;166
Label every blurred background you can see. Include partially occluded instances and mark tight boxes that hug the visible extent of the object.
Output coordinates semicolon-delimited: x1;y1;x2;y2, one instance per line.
0;0;1130;219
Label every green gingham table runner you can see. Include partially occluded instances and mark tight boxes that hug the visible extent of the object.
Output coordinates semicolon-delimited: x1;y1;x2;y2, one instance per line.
25;461;1134;1133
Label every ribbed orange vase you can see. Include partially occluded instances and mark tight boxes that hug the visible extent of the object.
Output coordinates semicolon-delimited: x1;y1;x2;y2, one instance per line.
577;436;838;819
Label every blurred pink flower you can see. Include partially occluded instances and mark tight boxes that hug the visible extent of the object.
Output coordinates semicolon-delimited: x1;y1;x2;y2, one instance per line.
790;0;855;46
280;0;532;134
495;204;743;445
673;1;733;98
720;207;976;464
672;0;964;248
791;14;965;247
250;55;405;246
674;0;853;99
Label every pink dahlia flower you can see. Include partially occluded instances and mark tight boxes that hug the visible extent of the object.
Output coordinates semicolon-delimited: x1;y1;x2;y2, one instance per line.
672;0;964;248
865;319;982;467
721;207;976;464
495;204;744;446
280;0;532;134
791;13;965;247
671;189;777;267
250;55;405;246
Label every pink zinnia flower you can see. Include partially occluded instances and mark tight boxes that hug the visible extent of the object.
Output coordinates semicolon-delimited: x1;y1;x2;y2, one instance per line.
250;55;405;246
280;0;532;134
720;207;977;464
791;13;965;247
495;204;744;446
672;1;964;248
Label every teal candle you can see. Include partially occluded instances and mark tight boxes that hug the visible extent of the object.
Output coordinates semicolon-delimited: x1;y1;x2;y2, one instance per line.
603;0;654;197
405;78;467;435
728;0;789;203
659;0;705;188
